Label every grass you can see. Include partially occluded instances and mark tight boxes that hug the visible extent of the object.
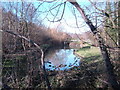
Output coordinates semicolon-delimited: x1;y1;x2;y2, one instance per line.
76;46;101;58
75;45;102;63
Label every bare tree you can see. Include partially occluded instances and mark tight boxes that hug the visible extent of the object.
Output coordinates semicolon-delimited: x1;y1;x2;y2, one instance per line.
36;0;120;89
67;0;120;89
1;29;51;89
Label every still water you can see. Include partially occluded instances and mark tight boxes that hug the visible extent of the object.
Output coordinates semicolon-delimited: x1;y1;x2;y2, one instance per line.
45;49;80;70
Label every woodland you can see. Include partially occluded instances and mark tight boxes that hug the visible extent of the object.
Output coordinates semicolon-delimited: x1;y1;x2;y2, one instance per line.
1;0;120;89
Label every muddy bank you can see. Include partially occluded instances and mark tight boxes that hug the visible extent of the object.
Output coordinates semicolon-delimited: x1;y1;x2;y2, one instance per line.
36;58;107;89
2;52;106;89
3;46;120;89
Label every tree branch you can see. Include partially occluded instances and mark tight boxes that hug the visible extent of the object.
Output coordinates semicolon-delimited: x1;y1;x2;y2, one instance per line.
0;29;51;90
67;0;120;89
88;0;116;28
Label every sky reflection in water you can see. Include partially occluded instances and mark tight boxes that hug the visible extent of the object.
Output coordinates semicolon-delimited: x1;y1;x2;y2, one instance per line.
45;49;80;70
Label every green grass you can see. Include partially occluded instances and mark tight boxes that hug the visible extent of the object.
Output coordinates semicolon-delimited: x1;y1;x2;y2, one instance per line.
76;46;101;58
75;45;103;64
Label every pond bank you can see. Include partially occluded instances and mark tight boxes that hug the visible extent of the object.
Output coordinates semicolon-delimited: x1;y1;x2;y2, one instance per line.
38;46;109;89
3;45;120;89
39;58;107;89
74;46;102;62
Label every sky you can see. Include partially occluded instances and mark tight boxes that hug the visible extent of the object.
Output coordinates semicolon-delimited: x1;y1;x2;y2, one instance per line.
1;0;107;34
0;0;115;2
32;0;92;34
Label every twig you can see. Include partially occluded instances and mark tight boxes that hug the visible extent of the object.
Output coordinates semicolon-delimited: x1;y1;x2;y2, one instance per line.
0;29;51;90
88;0;116;28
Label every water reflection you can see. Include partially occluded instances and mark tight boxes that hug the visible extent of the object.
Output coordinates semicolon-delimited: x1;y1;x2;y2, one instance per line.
45;49;80;70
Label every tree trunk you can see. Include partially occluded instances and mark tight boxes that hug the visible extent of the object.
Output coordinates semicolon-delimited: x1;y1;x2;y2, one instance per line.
68;1;120;89
118;1;120;60
1;29;51;90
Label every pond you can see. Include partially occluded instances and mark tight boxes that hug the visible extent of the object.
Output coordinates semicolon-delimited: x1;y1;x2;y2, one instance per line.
44;49;80;70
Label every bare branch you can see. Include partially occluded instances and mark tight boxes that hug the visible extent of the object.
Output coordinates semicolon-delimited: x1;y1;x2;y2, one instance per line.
67;1;120;89
88;0;116;28
0;29;51;90
47;2;66;22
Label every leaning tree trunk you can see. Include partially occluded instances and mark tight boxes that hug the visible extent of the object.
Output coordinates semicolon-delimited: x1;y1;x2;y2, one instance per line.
68;1;120;89
118;1;120;60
